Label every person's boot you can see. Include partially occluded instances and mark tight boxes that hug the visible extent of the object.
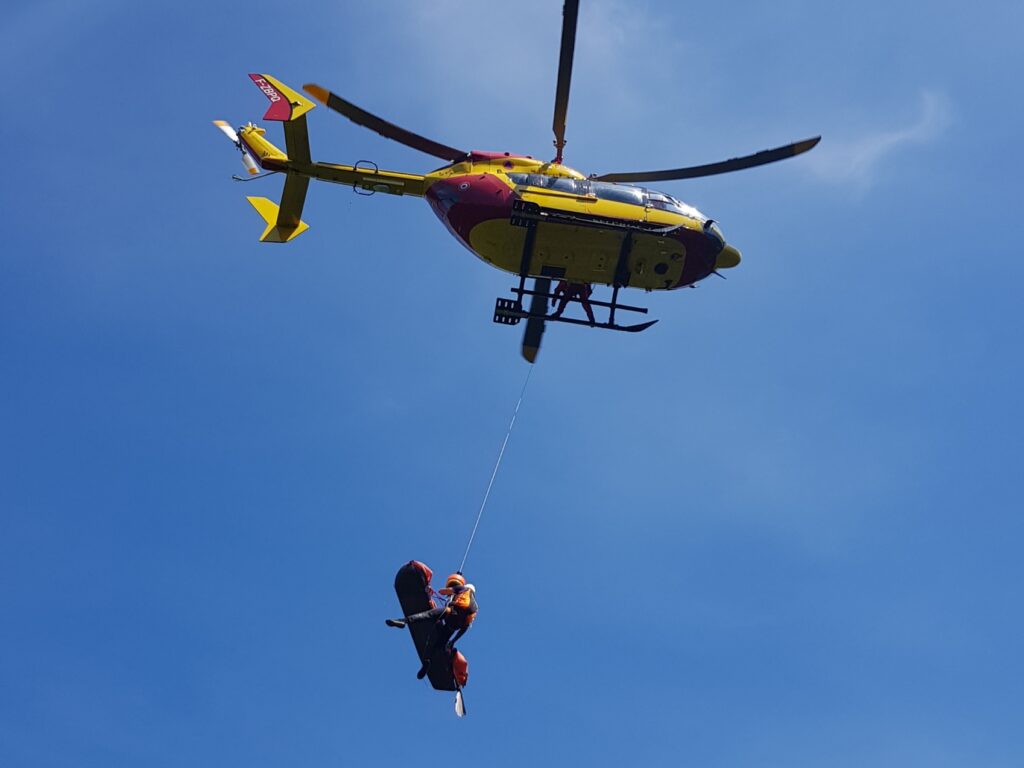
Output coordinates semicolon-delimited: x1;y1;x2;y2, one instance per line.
416;661;429;679
385;618;406;628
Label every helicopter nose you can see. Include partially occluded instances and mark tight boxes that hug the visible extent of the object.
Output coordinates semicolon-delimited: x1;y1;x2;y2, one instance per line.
717;244;742;269
701;219;741;270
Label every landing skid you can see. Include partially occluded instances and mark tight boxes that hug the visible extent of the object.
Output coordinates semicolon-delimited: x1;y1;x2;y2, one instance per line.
538;314;657;333
495;300;657;333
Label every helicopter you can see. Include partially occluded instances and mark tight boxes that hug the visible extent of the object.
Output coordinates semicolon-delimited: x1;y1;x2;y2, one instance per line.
213;0;819;362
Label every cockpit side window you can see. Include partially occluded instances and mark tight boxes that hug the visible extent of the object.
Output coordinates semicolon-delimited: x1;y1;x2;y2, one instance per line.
646;190;707;221
647;191;682;213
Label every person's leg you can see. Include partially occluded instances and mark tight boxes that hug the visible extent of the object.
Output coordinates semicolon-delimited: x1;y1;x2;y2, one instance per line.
552;293;571;318
580;296;596;324
406;606;446;624
385;605;445;628
445;625;468;652
416;617;457;679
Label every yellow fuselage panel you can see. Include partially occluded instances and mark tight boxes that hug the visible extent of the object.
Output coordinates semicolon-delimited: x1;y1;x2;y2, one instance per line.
450;169;709;289
468;219;688;289
423;155;588;184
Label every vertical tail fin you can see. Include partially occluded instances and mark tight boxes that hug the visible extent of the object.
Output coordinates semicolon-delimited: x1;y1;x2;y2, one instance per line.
248;74;316;123
249;73;315;165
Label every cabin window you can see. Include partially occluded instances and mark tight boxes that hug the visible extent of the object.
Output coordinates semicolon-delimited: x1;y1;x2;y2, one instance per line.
591;182;645;206
508;174;590;196
544;177;587;194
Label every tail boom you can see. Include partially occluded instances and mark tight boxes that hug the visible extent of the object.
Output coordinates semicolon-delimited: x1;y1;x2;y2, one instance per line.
223;74;426;243
305;163;426;197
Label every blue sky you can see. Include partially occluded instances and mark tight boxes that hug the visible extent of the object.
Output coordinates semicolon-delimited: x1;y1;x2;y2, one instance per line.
2;0;1022;765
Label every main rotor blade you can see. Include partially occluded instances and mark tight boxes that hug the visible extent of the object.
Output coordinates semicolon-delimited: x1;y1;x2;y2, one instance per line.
521;278;550;364
551;0;580;164
303;83;468;162
593;137;821;183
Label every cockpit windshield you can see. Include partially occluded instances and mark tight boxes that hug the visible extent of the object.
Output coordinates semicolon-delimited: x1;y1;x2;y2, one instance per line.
646;190;707;221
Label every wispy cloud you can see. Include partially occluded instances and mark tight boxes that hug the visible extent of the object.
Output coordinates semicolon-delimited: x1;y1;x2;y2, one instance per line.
376;0;678;154
805;90;952;189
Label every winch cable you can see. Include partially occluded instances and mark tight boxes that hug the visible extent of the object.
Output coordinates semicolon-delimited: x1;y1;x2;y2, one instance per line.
458;366;534;574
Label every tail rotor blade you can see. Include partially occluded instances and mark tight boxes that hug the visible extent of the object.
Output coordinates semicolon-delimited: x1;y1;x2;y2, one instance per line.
212;119;240;144
240;152;260;176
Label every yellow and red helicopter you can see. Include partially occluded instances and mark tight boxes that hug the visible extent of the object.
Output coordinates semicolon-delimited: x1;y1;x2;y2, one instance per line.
213;0;819;362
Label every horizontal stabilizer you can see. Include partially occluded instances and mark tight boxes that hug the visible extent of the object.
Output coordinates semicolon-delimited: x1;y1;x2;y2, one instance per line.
248;74;316;122
247;196;309;243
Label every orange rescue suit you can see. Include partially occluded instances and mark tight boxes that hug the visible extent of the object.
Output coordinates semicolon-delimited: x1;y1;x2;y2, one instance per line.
441;585;478;628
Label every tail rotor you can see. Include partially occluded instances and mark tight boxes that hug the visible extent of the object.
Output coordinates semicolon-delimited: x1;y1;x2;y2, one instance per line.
212;120;260;176
213;74;317;242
